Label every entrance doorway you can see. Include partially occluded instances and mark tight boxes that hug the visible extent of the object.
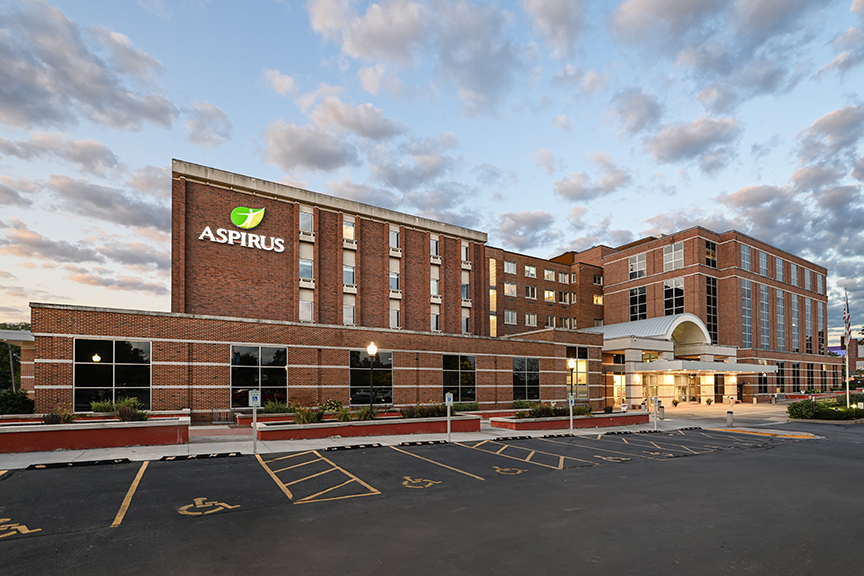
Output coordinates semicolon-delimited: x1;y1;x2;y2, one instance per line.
714;374;725;404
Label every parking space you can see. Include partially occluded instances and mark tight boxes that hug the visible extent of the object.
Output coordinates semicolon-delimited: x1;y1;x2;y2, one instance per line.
255;450;381;504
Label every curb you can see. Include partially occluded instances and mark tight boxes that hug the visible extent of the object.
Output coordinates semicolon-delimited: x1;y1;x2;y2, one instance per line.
708;428;816;439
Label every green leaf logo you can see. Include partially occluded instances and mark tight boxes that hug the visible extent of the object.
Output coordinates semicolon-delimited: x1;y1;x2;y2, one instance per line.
230;207;265;229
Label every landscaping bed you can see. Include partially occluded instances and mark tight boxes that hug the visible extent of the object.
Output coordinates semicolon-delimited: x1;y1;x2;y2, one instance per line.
0;417;191;453
257;414;481;440
0;409;190;424
489;411;649;431
787;396;864;421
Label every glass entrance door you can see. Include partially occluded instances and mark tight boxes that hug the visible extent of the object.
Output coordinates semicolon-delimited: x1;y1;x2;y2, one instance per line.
714;374;725;404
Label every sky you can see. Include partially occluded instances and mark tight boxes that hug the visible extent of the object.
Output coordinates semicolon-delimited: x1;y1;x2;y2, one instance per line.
0;0;863;344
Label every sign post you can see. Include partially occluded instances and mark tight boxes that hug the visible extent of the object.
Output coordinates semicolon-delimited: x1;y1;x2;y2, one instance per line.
653;396;658;431
445;392;454;443
568;393;574;434
249;389;261;454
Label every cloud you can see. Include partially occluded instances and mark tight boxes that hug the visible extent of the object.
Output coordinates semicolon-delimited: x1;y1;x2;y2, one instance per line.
554;114;573;130
798;104;864;163
264;69;298;97
368;133;458;192
472;163;517;187
0;177;36;207
818;27;864;76
125;165;170;199
610;0;730;51
358;64;402;96
644;117;741;173
406;181;481;229
790;164;845;191
534;149;560;175
65;269;168;295
552;214;636;254
325;176;401;209
495;210;559;251
0;0;178;130
263;120;360;173
342;0;426;65
553;152;632;201
309;96;405;139
0;132;120;177
551;64;609;95
184;101;232;147
522;0;585;59
94;240;170;270
608;87;663;135
0;218;104;263
854;0;864;16
46;175;171;231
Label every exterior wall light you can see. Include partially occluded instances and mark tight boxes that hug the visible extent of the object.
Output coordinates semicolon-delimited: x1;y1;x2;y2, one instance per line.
92;353;101;363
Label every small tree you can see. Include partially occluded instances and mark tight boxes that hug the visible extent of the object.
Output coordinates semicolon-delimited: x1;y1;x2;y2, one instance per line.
0;322;31;392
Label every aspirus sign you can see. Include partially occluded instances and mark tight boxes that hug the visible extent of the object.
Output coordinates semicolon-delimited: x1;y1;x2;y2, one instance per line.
198;207;285;252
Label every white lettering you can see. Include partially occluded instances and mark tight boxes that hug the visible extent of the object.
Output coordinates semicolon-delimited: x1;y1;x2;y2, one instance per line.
262;236;274;251
227;230;242;245
215;228;228;243
240;231;247;247
273;238;285;253
198;226;215;242
248;234;262;249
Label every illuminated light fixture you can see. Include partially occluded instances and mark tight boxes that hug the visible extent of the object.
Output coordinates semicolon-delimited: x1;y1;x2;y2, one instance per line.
92;353;101;363
367;342;377;357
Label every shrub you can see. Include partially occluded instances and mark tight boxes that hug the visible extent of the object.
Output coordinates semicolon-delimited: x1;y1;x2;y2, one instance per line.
513;399;536;409
417;404;447;418
90;400;115;412
514;411;526;419
0;389;35;414
603;405;613;413
318;399;342;412
706;398;713;405
43;402;76;424
263;400;289;414
337;407;352;422
787;400;813;419
293;406;324;424
528;404;553;418
355;406;375;421
453;402;479;412
115;397;145;422
573;405;592;417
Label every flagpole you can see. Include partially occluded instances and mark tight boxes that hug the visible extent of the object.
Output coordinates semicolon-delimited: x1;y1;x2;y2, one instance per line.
845;287;851;409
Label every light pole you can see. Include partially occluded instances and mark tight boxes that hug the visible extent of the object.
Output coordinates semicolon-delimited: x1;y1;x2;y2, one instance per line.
367;342;377;418
567;358;576;398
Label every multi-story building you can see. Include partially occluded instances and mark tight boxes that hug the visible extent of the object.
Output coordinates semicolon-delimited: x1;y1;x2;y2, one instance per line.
3;161;840;418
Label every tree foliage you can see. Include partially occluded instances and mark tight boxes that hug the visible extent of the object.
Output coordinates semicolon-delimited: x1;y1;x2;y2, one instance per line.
0;322;31;390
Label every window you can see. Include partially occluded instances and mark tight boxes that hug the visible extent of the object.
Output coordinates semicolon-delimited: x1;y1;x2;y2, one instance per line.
777;361;785;392
817;274;823;295
792;362;800;392
525;286;536;299
706;277;718;344
525;312;537;327
790;263;798;286
299;212;314;233
545;315;555;328
818;303;825;355
443;355;476;402
299;258;313;279
512;358;540;401
558;317;569;329
459;245;469;262
567;347;589;399
544;289;555;302
805;298;812;354
461;283;470;299
791;296;799;352
431;311;440;331
525;265;536;278
389;272;400;291
559;272;569;284
544;269;556;281
74;339;152;411
759;251;768;276
230;345;287;409
593;294;603;305
593;274;603;285
431;278;440;296
776;258;784;282
804;269;811;291
777;291;785;352
504;309;517;325
349;350;393;406
705;240;717;268
343;265;355;285
299;300;313;322
389;308;400;329
504;260;516;274
741;244;750;271
760;285;770;350
461;316;470;333
594;319;604;327
629;254;646;279
430;238;439;256
342;221;354;240
389;229;400;248
664;278;684;315
758;373;768;394
742;280;752;348
343;305;355;326
571;318;578;329
504;282;517;297
558;291;569;304
629;286;647;321
663;242;683;272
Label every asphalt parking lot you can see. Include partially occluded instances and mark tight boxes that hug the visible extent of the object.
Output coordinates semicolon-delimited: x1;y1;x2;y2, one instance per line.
6;425;860;575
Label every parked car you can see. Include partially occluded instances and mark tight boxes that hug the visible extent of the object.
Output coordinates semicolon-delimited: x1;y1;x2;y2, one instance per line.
349;388;392;405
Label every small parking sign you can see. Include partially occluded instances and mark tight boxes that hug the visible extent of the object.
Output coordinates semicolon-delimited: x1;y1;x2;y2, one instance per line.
248;389;261;408
445;392;453;406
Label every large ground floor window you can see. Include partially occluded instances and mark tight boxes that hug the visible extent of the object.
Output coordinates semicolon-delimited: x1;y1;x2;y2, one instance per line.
443;355;475;402
349;350;393;405
513;358;540;401
231;345;287;408
73;339;151;411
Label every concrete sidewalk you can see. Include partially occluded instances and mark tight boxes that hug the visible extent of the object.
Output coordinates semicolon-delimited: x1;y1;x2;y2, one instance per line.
0;404;810;470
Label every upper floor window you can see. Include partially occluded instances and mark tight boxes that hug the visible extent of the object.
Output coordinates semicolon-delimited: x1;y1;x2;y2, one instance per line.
461;245;470;261
504;282;517;297
663;242;683;272
776;258;784;282
389;229;400;248
804;269;811;291
525;286;537;299
593;274;603;285
343;221;355;240
343;265;355;284
299;212;314;233
558;291;569;304
430;238;439;256
759;251;768;276
299;259;313;279
544;289;555;302
629;286;647;321
817;274;823;295
544;269;556;281
740;244;750;271
504;260;516;274
504;310;517;325
525;312;537;327
629;253;646;279
558;272;568;284
430;278;440;296
593;294;603;305
705;240;717;268
790;263;798;286
525;265;536;278
389;272;400;291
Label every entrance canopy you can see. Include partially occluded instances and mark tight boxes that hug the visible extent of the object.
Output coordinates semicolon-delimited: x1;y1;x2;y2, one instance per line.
584;313;710;346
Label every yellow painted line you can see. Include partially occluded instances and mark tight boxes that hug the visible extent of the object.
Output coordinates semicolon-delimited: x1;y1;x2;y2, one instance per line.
263;451;315;464
389;446;484;480
596;434;602;439
709;428;815;439
256;454;295;500
456;441;595;469
272;458;324;474
495;445;508;455
295;479;358;503
110;461;148;528
283;467;337;487
315;452;381;495
539;437;653;460
621;437;629;444
0;470;6;477
649;441;661;449
525;450;536;462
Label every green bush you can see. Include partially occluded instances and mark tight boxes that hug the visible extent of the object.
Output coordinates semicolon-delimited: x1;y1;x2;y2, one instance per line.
263;400;290;413
787;400;813;419
43;402;76;424
355;406;375;421
453;402;479;412
293;406;324;424
90;400;115;412
400;404;448;418
603;405;614;413
524;403;591;418
0;389;35;414
337;407;352;422
318;398;342;412
514;411;526;419
113;397;147;422
513;399;536;409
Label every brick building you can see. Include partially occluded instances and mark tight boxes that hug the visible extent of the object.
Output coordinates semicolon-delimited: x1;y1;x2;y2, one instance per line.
2;160;841;417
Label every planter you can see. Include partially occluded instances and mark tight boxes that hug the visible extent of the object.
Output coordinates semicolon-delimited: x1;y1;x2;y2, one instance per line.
235;410;401;426
0;409;191;424
257;415;481;440
0;417;190;453
489;411;649;431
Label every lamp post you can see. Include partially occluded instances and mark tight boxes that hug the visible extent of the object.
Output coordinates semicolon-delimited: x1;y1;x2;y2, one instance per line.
367;342;377;417
567;358;576;398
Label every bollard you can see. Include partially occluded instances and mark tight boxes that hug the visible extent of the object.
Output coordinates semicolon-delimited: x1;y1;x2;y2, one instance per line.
659;406;665;420
726;411;733;427
753;397;757;404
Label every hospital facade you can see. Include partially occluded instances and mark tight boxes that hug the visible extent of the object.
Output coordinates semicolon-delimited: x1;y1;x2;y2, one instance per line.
5;160;841;419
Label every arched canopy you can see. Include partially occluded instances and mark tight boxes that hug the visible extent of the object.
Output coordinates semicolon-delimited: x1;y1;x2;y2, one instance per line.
583;313;711;346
